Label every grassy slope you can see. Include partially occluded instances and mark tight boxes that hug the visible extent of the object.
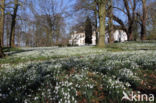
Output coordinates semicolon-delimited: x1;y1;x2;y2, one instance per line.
1;41;156;65
0;41;155;103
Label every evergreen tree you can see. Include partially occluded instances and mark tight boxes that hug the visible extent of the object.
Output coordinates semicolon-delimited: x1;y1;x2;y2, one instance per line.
85;16;92;44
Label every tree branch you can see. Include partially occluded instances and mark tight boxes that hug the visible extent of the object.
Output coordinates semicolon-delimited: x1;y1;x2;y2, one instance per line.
123;0;131;20
112;15;127;32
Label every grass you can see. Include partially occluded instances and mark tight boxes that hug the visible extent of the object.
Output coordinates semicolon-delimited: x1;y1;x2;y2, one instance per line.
2;47;22;52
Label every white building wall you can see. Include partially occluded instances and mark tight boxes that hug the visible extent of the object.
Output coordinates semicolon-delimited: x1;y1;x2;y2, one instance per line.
92;31;96;45
113;30;128;42
69;30;127;46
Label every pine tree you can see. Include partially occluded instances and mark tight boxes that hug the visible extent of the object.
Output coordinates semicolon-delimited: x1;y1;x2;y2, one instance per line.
85;16;92;44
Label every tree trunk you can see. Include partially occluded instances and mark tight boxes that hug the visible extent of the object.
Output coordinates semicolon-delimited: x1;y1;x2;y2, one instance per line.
127;25;133;41
0;0;5;47
123;0;136;41
17;31;20;47
94;7;99;45
141;24;146;40
112;0;137;42
6;17;10;47
141;0;147;40
0;45;4;58
128;32;133;41
9;0;19;47
108;0;114;43
97;1;106;47
0;0;5;58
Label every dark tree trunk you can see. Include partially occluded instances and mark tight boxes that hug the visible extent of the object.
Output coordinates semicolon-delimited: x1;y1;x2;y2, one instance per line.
141;0;147;40
141;22;146;40
0;46;4;58
93;6;99;45
10;15;16;47
127;24;134;41
112;0;137;41
6;18;10;47
9;0;19;47
128;32;133;41
108;0;114;43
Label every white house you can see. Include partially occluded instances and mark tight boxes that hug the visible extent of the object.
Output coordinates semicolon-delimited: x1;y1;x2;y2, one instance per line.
69;30;127;46
113;30;128;42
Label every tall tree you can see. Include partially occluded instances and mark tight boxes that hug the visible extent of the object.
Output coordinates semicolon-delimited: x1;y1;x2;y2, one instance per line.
0;0;5;57
93;3;99;45
29;0;66;46
133;16;139;41
5;15;11;47
85;16;92;44
112;0;137;41
95;0;106;47
147;1;156;39
55;14;65;45
136;0;148;40
108;0;114;43
0;0;5;46
140;0;147;40
123;0;136;40
9;0;19;47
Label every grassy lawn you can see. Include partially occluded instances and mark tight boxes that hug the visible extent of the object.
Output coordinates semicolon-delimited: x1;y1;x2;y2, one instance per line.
0;41;156;103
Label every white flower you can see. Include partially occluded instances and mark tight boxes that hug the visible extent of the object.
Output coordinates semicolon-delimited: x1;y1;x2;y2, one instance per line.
34;97;39;100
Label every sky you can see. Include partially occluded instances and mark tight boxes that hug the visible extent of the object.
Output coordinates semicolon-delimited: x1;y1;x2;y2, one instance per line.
20;0;129;34
25;0;77;34
21;0;153;35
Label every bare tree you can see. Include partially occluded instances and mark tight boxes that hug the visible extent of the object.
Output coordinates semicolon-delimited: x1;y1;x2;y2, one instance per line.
112;0;138;41
28;0;66;46
9;0;19;47
139;0;147;40
0;0;5;46
5;15;11;47
54;14;65;45
0;0;5;57
147;1;156;39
